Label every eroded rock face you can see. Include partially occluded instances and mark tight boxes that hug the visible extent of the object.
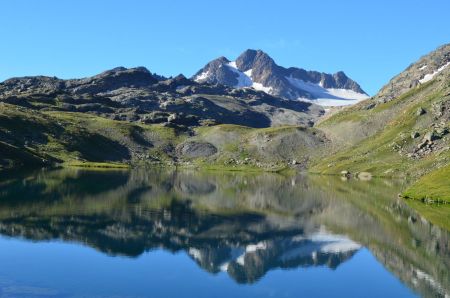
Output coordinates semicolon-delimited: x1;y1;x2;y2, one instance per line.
176;141;217;158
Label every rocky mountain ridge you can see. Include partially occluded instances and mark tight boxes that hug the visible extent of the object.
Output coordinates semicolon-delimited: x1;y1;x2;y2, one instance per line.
375;43;450;103
0;66;323;128
193;49;369;106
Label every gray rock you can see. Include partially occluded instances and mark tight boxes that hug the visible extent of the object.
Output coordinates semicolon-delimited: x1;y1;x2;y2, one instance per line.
417;140;428;149
176;142;217;158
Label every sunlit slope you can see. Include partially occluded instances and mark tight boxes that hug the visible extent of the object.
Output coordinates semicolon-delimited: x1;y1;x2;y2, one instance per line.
312;65;450;179
0;103;326;171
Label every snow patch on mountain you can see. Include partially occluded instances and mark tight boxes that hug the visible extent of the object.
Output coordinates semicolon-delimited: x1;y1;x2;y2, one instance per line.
194;70;210;82
299;98;363;107
226;61;252;87
252;82;273;93
327;88;370;100
286;76;369;106
193;56;368;107
419;61;450;83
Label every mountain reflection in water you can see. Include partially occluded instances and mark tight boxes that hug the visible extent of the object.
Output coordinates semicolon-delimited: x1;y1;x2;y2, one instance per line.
0;168;448;297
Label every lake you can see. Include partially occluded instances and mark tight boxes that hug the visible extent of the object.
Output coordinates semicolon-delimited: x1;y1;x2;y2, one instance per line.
0;168;448;298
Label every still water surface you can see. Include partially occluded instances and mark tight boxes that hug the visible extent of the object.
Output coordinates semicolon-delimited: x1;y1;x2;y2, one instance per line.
0;168;448;298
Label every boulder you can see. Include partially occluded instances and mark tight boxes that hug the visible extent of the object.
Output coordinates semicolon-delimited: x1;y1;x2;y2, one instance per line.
176;141;218;158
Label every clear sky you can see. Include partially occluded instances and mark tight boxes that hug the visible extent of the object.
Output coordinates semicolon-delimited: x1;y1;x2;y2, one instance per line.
0;0;449;95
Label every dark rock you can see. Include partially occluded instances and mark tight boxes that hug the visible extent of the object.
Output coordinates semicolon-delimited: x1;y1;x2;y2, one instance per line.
423;130;439;142
416;107;426;116
66;67;158;94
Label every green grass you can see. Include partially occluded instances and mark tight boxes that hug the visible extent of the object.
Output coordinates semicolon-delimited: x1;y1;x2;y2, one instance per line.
311;82;449;178
64;161;130;169
0;104;188;170
191;162;287;173
403;164;450;203
1;104;307;172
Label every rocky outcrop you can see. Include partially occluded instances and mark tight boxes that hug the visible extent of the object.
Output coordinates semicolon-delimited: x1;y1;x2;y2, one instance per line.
176;141;217;158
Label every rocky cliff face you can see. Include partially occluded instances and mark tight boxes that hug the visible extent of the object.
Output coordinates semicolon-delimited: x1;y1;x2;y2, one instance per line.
193;49;368;106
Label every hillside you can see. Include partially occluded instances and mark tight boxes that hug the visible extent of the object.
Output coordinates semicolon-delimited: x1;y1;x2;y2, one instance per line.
0;65;328;171
311;43;450;201
0;102;327;171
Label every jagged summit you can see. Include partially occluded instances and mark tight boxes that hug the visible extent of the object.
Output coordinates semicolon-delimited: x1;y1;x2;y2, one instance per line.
193;49;369;106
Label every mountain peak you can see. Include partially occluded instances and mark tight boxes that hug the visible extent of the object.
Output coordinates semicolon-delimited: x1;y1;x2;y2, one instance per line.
236;49;275;71
94;66;152;79
192;50;368;106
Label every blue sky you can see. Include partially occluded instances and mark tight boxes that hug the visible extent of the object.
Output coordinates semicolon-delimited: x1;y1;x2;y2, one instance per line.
0;0;449;95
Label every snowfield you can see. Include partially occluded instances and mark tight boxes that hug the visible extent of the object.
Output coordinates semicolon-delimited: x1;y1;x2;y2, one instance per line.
194;70;210;81
419;61;450;83
226;61;253;87
286;76;369;106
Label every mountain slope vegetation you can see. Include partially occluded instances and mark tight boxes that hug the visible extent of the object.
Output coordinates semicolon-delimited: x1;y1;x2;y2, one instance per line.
311;43;450;203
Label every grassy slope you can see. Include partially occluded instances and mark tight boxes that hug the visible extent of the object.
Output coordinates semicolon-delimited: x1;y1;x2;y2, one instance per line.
311;79;450;179
0;141;49;170
0;104;326;171
0;103;182;168
192;124;327;170
403;164;450;203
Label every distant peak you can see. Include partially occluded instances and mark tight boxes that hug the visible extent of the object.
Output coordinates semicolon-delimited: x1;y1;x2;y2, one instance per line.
237;49;271;61
108;66;127;72
333;71;348;78
98;66;151;78
174;74;187;80
214;56;230;64
236;49;275;71
240;49;269;56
